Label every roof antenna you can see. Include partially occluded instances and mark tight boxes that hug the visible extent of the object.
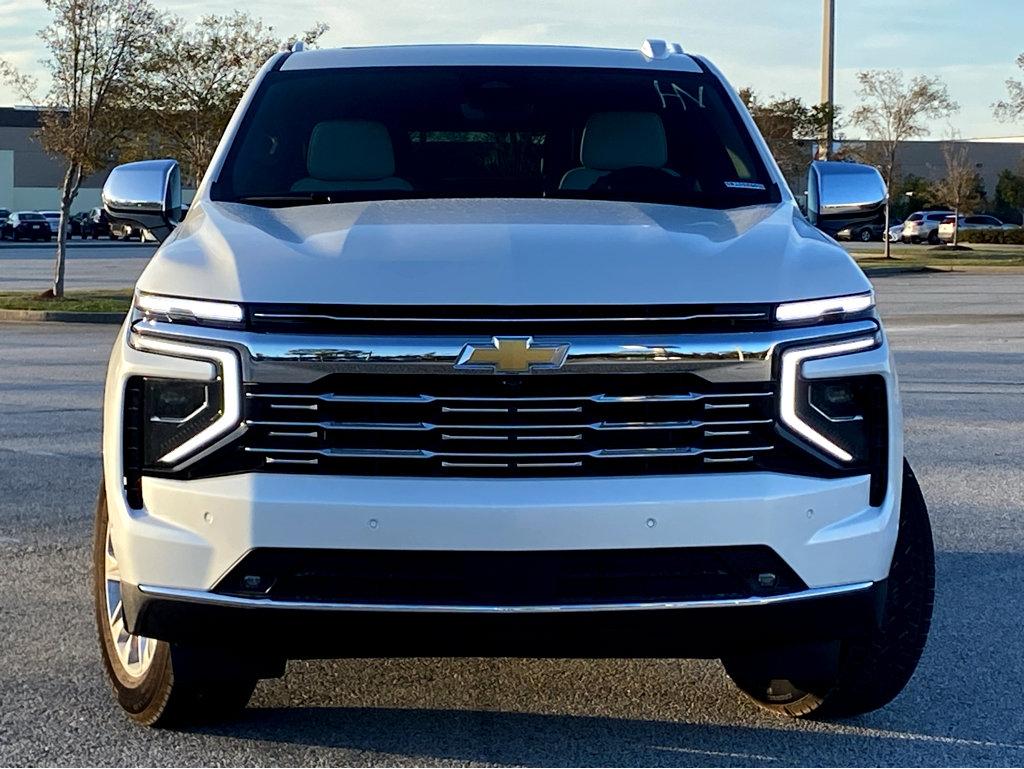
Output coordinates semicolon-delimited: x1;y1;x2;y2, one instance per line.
640;39;684;59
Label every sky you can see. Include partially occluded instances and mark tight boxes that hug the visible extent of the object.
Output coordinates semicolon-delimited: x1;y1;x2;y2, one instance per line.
1;0;1022;140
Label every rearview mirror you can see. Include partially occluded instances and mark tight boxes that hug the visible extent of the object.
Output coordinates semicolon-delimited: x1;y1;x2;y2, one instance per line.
806;161;887;237
102;159;182;243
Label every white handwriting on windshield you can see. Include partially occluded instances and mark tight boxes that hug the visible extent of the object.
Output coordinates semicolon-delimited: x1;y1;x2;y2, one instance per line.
653;81;705;110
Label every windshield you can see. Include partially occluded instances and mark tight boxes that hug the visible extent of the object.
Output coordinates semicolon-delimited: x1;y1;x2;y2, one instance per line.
212;65;779;210
19;212;44;220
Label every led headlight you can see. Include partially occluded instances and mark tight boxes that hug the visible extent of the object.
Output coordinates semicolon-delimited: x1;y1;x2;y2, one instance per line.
128;335;243;467
776;292;874;323
779;336;879;462
135;292;244;325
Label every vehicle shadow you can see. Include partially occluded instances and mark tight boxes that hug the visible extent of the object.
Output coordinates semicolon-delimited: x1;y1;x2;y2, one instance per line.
189;550;1024;766
198;701;1021;767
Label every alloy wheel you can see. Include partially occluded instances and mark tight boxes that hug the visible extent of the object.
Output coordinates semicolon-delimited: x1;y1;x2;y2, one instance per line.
104;526;156;677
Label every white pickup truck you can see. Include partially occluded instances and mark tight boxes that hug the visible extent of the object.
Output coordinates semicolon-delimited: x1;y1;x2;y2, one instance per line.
95;39;933;726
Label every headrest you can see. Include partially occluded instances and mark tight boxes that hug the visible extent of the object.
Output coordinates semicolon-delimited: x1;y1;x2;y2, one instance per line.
306;120;397;181
580;111;668;171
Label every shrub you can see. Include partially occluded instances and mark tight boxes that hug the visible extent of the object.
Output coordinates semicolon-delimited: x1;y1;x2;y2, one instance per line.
957;228;1024;245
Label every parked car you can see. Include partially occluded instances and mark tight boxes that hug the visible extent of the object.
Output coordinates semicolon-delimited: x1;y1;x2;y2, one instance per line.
110;219;150;241
887;220;905;242
0;210;51;240
70;211;93;237
901;210;953;244
39;210;70;236
837;217;901;242
937;214;1017;242
83;207;112;239
96;40;933;727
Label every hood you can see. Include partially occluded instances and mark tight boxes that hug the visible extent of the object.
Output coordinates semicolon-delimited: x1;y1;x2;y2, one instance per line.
138;198;871;305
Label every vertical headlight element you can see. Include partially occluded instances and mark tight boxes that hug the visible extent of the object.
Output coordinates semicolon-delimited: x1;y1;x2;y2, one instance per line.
779;336;878;462
128;335;243;466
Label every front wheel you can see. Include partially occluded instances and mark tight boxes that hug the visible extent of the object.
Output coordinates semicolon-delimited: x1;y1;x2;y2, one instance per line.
94;483;259;726
722;460;934;719
858;227;873;242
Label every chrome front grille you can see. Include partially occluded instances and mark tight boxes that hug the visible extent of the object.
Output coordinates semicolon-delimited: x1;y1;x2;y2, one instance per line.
237;374;778;476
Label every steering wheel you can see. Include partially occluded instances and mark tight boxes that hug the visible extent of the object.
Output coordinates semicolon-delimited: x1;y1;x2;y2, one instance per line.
591;166;699;198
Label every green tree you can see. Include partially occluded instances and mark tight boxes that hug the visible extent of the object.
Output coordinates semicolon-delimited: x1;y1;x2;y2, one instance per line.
890;174;934;219
994;168;1024;225
739;89;835;188
849;70;958;257
0;0;164;297
133;13;328;188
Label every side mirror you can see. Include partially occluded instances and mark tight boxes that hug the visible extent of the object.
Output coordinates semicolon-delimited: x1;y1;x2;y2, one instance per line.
806;161;887;237
102;159;182;243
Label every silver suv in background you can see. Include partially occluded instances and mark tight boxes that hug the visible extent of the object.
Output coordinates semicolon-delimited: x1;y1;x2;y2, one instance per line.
937;214;1020;242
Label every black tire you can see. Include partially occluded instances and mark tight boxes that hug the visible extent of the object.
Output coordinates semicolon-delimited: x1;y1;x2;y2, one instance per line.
927;230;940;245
722;460;934;719
858;227;873;242
93;482;259;727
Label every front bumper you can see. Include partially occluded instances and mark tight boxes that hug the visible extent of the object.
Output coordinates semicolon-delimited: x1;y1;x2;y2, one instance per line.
118;468;899;593
102;315;903;652
122;579;886;657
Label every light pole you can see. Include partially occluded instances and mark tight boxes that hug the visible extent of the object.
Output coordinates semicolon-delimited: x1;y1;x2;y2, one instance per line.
819;0;835;160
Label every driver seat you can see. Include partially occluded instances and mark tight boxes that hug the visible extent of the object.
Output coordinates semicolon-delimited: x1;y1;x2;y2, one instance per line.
559;111;677;191
292;120;412;192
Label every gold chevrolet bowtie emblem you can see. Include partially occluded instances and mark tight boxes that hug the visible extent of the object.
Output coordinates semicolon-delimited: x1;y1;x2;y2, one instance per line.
456;337;569;373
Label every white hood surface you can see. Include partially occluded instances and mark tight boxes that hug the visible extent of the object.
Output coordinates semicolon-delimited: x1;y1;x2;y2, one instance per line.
138;198;871;306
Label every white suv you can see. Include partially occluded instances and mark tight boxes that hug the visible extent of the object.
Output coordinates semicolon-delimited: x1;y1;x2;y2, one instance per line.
96;40;933;726
901;210;954;244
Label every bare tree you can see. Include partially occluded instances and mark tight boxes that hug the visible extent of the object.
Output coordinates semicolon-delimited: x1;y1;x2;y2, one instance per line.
930;133;983;248
993;52;1024;124
850;70;958;257
0;0;163;298
134;14;328;188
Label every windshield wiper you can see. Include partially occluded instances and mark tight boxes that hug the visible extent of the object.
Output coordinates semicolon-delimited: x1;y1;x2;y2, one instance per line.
231;192;336;207
230;190;421;207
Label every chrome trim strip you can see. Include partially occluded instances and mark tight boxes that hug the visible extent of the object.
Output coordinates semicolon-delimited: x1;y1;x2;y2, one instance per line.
131;318;880;382
242;445;774;461
250;311;770;324
246;418;772;432
138;581;875;614
247;393;773;406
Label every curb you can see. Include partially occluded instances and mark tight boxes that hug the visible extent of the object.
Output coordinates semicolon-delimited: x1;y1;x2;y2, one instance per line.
860;265;946;277
0;309;126;324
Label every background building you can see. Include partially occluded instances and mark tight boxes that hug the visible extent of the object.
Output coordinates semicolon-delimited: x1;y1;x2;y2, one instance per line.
844;137;1024;202
3;104;1023;218
0;106;109;212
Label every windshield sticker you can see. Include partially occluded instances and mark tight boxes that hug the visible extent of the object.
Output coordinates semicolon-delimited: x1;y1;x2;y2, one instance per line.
653;80;705;110
724;181;767;191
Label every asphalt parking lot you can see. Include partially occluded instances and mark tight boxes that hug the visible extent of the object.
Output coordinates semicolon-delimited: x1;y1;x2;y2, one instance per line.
1;272;1023;766
0;240;154;291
